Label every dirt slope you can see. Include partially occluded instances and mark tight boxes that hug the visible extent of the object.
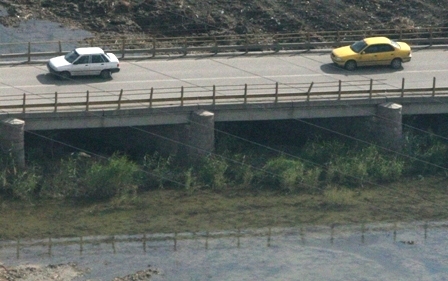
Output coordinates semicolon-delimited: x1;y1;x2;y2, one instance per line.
0;0;447;38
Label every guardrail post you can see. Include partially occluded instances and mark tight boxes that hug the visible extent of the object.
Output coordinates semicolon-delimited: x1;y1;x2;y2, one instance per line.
244;84;248;104
212;85;216;106
58;41;62;54
213;36;218;54
117;89;123;110
306;32;311;51
429;27;433;46
152;37;156;57
22;94;26;113
181;86;184;106
86;90;90;111
307;82;314;102
121;37;126;59
336;31;340;43
274;82;278;103
27;42;31;62
432;77;436;97
245;35;249;53
338;80;342;100
400;78;405;97
183;37;187;56
54;92;58;112
369;79;373;99
149;87;153;107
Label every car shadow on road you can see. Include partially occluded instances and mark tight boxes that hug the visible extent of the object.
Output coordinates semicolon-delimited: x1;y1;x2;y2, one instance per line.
320;63;404;75
36;73;112;85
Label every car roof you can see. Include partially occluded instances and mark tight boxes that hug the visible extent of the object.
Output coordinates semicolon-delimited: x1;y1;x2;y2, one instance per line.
363;37;392;45
75;47;105;55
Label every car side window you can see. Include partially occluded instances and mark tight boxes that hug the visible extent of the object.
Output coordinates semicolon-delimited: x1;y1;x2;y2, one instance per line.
74;55;90;64
364;45;379;54
378;44;395;52
92;55;105;63
101;54;110;62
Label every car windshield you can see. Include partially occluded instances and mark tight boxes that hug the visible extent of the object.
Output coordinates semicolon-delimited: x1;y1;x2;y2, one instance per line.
390;39;401;49
64;50;80;63
350;40;367;53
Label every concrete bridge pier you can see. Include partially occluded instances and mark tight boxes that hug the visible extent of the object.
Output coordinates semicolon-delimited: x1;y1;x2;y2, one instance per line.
376;102;403;151
184;110;215;163
0;118;26;168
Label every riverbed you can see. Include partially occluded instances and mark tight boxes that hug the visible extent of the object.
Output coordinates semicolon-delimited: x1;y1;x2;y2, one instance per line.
1;221;447;280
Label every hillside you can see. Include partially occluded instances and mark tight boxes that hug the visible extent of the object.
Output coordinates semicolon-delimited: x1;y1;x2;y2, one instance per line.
1;0;447;38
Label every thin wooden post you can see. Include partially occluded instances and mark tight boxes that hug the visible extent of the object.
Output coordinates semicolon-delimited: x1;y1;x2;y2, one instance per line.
79;236;83;254
149;87;153;107
432;77;436;97
117;89;123;110
244;84;248;104
306;82;314;102
429;27;433;46
181;86;184;106
369;79;373;99
183;37;188;56
86;90;90;111
152;37;156;57
54;92;58;112
274;82;278;103
22;93;26;113
27;42;31;62
306;32;311;51
338;80;342;100
213;36;218;54
121;37;126;59
401;78;405;97
212;85;216;106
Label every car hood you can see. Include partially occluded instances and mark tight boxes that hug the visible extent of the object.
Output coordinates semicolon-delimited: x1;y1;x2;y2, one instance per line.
332;45;357;57
49;55;71;68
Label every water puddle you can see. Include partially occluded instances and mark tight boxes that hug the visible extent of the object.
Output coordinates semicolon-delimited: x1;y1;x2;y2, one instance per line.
0;221;447;280
0;5;92;58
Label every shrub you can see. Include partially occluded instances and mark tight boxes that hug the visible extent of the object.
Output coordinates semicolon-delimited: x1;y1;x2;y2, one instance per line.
197;155;228;190
80;154;140;200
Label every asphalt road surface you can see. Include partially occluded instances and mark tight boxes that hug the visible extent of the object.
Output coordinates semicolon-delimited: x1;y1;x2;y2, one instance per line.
0;48;447;111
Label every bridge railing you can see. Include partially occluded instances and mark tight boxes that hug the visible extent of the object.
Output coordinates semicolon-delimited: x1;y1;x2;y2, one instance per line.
1;78;447;114
0;26;447;62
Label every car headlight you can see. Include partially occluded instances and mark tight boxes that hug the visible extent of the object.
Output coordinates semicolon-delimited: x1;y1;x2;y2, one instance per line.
333;56;343;62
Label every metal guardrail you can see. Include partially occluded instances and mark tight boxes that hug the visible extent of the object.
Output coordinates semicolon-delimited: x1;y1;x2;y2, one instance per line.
1;78;447;114
0;26;447;62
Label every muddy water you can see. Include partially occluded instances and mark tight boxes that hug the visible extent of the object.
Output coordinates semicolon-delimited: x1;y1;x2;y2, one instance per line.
0;5;92;58
0;221;447;280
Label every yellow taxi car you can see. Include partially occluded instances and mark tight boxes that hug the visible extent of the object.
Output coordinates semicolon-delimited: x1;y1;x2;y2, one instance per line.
331;37;412;70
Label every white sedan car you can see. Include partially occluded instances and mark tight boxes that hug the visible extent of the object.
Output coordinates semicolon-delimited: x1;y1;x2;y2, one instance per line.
47;47;120;79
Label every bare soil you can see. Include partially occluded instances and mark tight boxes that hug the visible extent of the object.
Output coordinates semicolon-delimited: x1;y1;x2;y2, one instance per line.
0;0;447;39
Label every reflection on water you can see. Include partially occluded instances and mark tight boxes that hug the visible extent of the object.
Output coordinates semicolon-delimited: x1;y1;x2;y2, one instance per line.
0;221;447;280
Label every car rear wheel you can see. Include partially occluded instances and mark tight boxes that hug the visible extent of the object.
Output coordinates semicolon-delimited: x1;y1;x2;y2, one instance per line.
59;71;71;80
344;60;357;71
391;58;402;69
100;70;112;79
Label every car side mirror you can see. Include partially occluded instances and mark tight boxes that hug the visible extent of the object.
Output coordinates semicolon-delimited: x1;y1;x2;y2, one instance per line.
361;51;365;55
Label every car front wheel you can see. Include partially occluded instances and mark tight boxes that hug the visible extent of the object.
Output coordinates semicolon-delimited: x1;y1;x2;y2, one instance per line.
100;70;112;79
391;58;402;69
59;71;71;80
344;60;357;71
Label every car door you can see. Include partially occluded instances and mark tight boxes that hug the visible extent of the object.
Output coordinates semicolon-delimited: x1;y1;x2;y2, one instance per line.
358;45;380;66
376;44;395;65
90;54;107;75
71;55;91;76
